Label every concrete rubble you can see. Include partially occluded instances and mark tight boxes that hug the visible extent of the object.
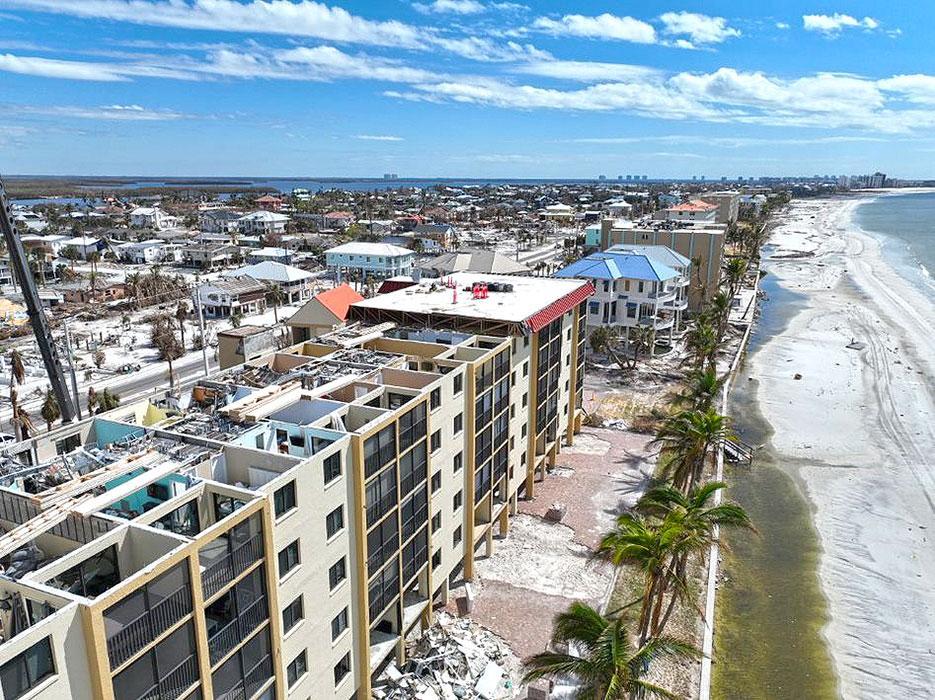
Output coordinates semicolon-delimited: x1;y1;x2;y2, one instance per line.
374;612;523;700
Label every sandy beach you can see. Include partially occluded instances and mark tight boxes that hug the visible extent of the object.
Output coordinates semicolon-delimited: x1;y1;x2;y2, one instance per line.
752;196;935;697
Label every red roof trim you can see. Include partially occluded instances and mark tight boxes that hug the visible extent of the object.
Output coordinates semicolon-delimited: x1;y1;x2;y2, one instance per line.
524;281;594;333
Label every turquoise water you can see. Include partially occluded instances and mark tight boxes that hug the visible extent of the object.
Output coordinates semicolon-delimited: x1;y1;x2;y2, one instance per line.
856;191;935;299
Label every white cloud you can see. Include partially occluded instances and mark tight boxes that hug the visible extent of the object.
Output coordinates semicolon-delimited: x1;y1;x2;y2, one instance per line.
658;11;740;45
532;13;657;44
776;22;790;30
355;134;404;141
413;0;484;15
5;0;546;63
878;74;935;104
0;53;131;81
802;13;882;36
514;59;660;83
15;103;190;120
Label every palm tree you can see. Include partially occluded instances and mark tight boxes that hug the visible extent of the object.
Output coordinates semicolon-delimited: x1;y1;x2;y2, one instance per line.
707;292;731;342
523;602;698;700
230;311;243;329
150;315;184;390
684;320;718;371
630;325;656;368
674;369;724;412
93;389;121;414
653;409;734;493
29;247;47;287
40;389;61;431
175;302;189;350
636;482;752;631
266;284;285;324
7;350;26;439
62;246;79;274
724;258;747;299
126;272;143;310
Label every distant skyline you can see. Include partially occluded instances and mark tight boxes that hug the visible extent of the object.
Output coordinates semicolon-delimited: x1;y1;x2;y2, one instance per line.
0;1;932;179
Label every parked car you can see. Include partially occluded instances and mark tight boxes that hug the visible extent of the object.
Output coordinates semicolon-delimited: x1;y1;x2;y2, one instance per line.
0;433;16;446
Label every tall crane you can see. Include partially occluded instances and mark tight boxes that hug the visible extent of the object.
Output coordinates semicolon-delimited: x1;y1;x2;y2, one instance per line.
0;175;77;423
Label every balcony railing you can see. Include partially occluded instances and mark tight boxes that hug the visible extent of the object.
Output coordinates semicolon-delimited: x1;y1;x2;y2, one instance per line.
202;533;264;599
131;655;199;700
215;655;273;700
208;596;268;665
108;585;193;669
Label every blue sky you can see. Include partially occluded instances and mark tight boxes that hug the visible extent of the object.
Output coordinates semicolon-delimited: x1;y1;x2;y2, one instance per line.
1;0;933;178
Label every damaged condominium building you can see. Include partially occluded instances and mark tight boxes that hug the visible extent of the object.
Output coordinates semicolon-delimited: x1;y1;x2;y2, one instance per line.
0;273;592;700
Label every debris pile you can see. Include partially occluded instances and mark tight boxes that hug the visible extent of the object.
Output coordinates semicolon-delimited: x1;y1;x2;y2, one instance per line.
374;612;522;700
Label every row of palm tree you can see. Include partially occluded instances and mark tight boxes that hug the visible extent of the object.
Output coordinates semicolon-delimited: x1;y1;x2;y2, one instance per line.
524;239;764;698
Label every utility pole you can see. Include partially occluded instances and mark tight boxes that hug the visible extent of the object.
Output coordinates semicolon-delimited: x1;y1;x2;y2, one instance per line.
62;320;83;420
0;175;77;422
193;285;209;377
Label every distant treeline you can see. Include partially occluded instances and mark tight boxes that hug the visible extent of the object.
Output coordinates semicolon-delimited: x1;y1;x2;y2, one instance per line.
4;177;269;200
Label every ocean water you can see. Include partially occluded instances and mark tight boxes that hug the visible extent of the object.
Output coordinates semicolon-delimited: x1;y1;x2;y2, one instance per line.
855;191;935;299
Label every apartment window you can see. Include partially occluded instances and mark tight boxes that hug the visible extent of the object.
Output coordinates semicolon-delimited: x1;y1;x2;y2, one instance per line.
431;430;442;453
453;491;462;510
432;511;442;532
431;471;442;493
326;506;344;539
430;388;442;410
329;558;347;589
278;540;300;578
432;549;442;570
287;650;307;687
524;336;529;347
283;596;303;633
331;608;349;641
453;413;463;434
522;361;528;377
323;452;342;484
511;371;516;387
453;452;462;473
274;481;296;517
0;637;54;700
334;653;351;686
521;424;527;438
453;373;463;395
453;525;462;546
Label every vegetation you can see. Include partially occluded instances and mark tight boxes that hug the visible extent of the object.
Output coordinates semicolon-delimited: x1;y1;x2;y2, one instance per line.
40;389;61;431
150;314;184;390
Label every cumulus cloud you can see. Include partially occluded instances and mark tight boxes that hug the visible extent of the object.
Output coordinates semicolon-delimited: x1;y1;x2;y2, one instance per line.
532;13;657;44
413;0;484;15
658;11;740;45
802;13;882;36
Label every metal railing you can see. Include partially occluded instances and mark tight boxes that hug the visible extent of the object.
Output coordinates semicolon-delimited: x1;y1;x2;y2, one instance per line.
214;654;273;700
201;533;264;599
108;585;193;668
131;654;199;700
207;596;268;665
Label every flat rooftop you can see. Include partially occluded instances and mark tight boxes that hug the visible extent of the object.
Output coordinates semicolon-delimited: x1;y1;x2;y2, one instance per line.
350;273;592;329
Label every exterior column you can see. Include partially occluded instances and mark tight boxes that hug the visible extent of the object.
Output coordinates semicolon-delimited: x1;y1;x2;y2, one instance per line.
498;506;509;537
485;527;494;557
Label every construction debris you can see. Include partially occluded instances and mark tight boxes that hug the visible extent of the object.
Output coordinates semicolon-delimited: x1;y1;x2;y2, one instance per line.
544;502;566;523
374;612;522;700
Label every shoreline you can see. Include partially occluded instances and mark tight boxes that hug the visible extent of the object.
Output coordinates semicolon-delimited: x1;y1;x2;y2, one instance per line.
749;196;935;696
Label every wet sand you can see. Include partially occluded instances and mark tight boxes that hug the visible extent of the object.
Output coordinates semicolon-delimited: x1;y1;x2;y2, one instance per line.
749;197;935;697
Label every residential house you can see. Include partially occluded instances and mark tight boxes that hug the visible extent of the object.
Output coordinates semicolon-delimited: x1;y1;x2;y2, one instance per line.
60;236;105;260
224;261;314;304
254;194;284;212
604;200;633;218
555;248;688;349
115;240;181;265
196;276;267;318
216;325;279;369
653;200;719;223
539;203;575;221
412;223;456;250
322;211;354;229
182;243;238;270
419;249;530;277
199;208;242;235
237;211;290;238
61;280;127;304
129;206;179;230
286;284;363;341
245;247;293;265
325;242;414;281
11;210;47;232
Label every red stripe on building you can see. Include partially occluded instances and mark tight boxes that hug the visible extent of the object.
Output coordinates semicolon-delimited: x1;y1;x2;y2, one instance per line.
524;281;594;332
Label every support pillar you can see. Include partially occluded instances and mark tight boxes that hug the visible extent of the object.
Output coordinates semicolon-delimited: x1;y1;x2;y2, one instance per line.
395;637;406;666
485;528;494;558
498;507;509;537
437;575;450;607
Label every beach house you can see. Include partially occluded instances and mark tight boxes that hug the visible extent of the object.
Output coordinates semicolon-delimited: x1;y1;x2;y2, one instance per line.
325;242;414;281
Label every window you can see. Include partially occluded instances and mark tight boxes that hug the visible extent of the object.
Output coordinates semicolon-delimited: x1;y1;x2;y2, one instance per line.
278;540;300;578
0;638;54;700
399;403;427;451
287;650;307;687
432;511;441;532
274;481;296;517
453;374;463;394
430;387;441;410
329;558;347;589
432;549;442;570
453;525;462;546
453;491;462;510
324;452;342;484
431;430;441;453
283;596;303;633
522;424;527;438
334;653;351;686
522;393;528;408
453;413;463;434
331;608;349;641
523;361;528;377
453;452;462;473
431;471;441;493
326;506;344;538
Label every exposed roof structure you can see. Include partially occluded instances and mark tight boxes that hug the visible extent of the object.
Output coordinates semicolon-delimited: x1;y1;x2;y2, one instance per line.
669;199;718;212
205;275;266;295
555;251;679;282
422;249;530;276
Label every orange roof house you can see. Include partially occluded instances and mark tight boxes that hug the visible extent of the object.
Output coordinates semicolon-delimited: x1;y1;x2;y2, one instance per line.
286;284;364;342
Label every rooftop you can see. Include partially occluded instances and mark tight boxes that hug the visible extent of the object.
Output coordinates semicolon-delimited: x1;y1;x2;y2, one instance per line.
226;260;311;283
327;241;414;257
314;284;364;321
555;252;679;282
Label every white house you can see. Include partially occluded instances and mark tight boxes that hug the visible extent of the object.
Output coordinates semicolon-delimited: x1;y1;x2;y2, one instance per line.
129;206;179;230
237;211;290;237
196;276;267;318
115;239;181;265
539;203;575;221
224;261;314;304
60;236;104;260
325;242;414;280
604;200;633;218
555;247;689;351
199;209;242;234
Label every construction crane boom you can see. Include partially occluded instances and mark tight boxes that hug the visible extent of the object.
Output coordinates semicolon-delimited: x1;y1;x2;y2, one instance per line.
0;175;77;423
